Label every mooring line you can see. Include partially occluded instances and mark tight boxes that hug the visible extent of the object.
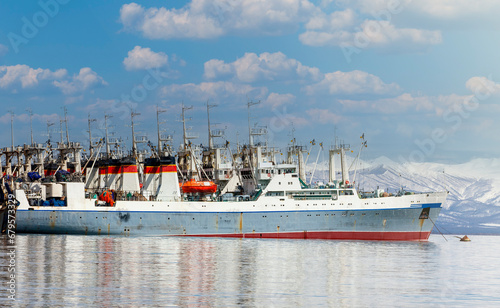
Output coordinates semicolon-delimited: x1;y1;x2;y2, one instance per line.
429;217;447;241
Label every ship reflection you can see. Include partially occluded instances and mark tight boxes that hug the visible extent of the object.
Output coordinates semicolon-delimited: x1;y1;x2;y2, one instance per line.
7;235;439;307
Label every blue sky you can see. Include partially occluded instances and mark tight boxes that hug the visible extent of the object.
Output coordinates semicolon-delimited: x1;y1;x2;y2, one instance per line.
1;0;500;163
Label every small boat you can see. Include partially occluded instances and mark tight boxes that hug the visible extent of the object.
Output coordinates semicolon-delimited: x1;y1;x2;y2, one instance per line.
181;179;217;194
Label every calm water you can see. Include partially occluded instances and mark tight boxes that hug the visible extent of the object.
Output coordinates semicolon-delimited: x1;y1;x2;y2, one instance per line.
1;234;499;307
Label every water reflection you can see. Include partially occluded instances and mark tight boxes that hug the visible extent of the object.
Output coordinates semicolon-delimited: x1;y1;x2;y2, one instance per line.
1;235;499;307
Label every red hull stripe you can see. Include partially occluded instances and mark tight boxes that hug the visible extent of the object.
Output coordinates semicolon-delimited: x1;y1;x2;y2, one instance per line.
144;166;159;174
162;165;176;172
173;231;431;241
122;165;138;173
144;165;177;174
99;165;138;174
107;166;121;174
99;167;115;175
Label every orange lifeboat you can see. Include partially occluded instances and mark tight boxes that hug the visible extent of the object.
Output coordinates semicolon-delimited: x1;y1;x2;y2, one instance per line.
181;179;217;194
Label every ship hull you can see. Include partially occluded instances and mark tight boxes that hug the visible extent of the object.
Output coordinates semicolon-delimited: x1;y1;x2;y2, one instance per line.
14;206;440;241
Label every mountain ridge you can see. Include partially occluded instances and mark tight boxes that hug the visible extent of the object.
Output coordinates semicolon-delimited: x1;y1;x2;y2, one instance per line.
305;156;500;234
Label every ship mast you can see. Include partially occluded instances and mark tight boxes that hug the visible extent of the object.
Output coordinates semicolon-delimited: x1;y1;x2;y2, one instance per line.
207;101;217;149
287;123;296;165
155;106;173;156
46;120;54;141
64;106;70;145
130;111;140;157
9;110;14;149
87;114;96;157
236;132;240;152
181;104;193;150
329;139;350;187
156;105;165;155
59;118;64;144
104;114;112;158
26;108;34;145
350;134;367;186
247;100;260;146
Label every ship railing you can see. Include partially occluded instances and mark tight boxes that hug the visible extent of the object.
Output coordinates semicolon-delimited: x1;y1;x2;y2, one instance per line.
330;144;350;151
250;127;267;135
160;134;173;141
235;195;250;202
212;143;227;149
108;137;121;144
211;129;225;137
359;191;397;198
115;191;148;201
24;189;42;200
133;135;147;143
185;132;199;139
87;189;150;202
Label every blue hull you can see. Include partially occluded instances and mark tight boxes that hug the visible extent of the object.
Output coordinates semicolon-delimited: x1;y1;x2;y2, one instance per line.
15;206;441;240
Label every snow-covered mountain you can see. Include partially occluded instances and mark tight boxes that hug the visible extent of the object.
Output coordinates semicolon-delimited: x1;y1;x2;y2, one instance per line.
306;156;500;235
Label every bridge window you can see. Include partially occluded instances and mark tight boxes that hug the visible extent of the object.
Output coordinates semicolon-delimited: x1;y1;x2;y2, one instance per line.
266;191;284;197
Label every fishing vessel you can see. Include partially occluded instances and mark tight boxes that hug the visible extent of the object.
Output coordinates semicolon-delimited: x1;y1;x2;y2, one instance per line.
1;107;448;241
2;143;447;240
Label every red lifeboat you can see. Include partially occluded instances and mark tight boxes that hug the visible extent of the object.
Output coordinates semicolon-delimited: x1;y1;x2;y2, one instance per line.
181;179;217;194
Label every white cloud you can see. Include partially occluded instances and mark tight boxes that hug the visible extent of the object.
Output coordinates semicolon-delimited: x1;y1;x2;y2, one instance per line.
306;108;342;124
53;67;107;95
305;9;356;31
359;20;441;45
120;2;146;31
265;112;309;131
118;0;499;52
300;1;445;50
0;65;66;90
204;53;402;98
0;65;106;96
264;93;295;109
336;0;500;19
338;93;472;114
123;46;168;71
204;52;321;83
329;0;500;39
119;2;223;39
466;76;500;96
400;0;500;19
0;112;59;125
85;98;118;113
304;70;400;95
0;44;8;56
204;59;231;79
119;0;316;39
334;0;410;15
160;81;268;102
300;20;441;48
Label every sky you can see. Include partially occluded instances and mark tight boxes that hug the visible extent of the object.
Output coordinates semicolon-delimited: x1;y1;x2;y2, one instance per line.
1;0;500;164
